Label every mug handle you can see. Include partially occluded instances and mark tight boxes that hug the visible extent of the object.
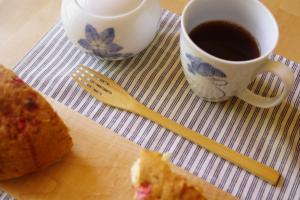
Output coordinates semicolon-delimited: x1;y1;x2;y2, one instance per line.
237;61;294;108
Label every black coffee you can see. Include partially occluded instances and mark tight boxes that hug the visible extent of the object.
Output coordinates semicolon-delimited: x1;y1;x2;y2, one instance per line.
189;21;260;61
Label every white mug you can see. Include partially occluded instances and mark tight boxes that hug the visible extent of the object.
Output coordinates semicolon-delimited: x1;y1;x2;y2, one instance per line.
180;0;294;108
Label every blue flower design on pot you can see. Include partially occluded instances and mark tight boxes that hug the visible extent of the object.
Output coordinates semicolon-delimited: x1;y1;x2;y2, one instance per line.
78;24;133;60
186;53;228;100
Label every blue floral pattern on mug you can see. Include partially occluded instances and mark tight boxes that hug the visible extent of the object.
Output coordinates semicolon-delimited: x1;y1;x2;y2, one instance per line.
186;53;226;77
78;24;133;60
186;53;228;100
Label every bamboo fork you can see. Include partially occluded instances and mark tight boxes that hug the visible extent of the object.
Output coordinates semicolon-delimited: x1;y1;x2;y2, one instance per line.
72;65;280;185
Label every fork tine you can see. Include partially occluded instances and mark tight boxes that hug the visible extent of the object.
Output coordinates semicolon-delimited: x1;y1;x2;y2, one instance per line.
79;65;110;87
71;73;105;99
79;65;127;94
72;65;133;108
74;66;113;95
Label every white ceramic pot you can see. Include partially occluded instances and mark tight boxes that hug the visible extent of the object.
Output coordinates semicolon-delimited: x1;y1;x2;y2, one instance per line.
61;0;161;60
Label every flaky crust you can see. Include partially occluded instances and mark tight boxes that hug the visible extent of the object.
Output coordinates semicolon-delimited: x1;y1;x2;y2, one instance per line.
0;65;73;180
134;150;206;200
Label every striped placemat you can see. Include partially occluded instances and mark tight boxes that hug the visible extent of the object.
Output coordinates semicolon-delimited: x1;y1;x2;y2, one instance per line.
1;9;300;200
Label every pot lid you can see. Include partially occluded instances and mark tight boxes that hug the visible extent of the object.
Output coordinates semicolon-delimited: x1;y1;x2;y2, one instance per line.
77;0;142;16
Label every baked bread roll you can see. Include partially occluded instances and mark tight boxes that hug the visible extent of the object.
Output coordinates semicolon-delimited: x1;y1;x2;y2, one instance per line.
131;150;206;200
0;65;73;180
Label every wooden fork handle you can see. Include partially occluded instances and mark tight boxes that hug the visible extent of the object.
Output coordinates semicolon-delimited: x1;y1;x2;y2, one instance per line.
132;102;280;185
